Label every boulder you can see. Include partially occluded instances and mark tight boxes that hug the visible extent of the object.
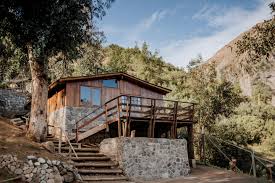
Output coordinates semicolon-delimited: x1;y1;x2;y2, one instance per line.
41;141;55;153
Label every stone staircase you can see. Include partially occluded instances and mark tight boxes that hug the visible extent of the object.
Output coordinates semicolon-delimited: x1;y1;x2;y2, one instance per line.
50;140;129;182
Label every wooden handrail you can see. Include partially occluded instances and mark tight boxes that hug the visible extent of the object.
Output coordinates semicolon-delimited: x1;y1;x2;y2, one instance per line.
48;125;78;158
75;95;196;141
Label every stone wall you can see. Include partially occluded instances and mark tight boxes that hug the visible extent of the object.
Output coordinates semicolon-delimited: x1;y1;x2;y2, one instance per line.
0;154;81;183
48;106;105;140
0;89;29;117
100;137;190;181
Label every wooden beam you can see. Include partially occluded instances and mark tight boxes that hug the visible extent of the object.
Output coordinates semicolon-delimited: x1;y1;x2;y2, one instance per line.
151;99;156;138
126;96;132;137
148;99;153;138
187;125;195;163
117;98;121;137
78;124;107;141
173;101;178;138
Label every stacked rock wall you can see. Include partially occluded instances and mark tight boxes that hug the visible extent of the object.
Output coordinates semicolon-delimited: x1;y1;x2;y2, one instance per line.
48;106;105;140
0;154;81;183
0;89;29;117
100;137;190;181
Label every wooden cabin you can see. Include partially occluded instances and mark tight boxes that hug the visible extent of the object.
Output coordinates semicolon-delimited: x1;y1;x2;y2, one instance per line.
47;72;195;159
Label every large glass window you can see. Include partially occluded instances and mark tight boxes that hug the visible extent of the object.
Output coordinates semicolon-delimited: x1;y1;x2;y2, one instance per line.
80;86;101;106
103;79;118;88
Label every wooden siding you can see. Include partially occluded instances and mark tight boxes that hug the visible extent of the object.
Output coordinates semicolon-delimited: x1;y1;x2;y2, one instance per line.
65;80;102;107
47;88;65;113
48;78;166;110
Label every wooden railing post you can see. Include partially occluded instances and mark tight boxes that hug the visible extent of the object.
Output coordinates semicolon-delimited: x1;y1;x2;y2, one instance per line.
148;99;153;138
105;104;109;133
75;122;78;143
172;101;178;139
126;96;132;137
58;127;62;154
151;99;156;138
117;98;122;137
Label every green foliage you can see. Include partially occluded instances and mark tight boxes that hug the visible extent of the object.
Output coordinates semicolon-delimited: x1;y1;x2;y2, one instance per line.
252;80;273;104
0;36;28;81
0;0;113;77
236;16;275;73
215;115;265;145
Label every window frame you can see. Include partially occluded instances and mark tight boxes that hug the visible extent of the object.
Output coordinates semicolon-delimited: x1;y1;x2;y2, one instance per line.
79;85;102;107
102;79;118;88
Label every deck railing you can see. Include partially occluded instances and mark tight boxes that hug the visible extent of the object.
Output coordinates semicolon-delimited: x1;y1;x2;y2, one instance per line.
75;95;195;142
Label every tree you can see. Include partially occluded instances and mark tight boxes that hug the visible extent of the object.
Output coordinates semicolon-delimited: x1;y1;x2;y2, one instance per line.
236;3;275;73
0;0;113;141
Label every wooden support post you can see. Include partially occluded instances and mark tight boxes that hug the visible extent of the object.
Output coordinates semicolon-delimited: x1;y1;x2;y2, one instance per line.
251;150;256;177
230;158;237;172
148;99;153;138
187;124;195;165
127;96;132;137
117;98;122;137
58;128;62;154
172;101;178;139
266;164;273;181
105;104;109;133
69;145;72;159
131;130;136;138
151;99;156;138
122;122;126;137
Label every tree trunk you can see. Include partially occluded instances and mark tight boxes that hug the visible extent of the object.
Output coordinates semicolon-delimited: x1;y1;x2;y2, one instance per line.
26;44;48;142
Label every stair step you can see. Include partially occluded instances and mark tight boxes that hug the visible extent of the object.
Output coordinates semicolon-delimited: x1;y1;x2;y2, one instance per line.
55;147;99;152
78;169;123;174
71;157;110;161
74;162;117;167
82;175;127;181
61;153;105;157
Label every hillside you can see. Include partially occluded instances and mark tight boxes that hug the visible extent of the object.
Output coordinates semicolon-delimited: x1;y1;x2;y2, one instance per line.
206;22;275;105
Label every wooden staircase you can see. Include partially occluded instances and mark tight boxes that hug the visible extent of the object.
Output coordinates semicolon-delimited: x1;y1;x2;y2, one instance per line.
51;140;130;182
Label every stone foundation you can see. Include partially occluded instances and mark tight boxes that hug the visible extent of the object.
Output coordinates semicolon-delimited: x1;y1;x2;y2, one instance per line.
100;137;190;181
48;106;105;140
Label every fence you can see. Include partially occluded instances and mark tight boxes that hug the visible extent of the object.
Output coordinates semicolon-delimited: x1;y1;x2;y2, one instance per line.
191;128;275;182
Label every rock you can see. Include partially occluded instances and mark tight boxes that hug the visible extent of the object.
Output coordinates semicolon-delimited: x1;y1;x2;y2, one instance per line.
15;168;23;174
34;162;40;166
27;155;36;160
28;160;33;166
41;141;55;153
47;179;55;183
63;172;74;183
53;173;63;183
38;157;46;164
46;168;53;173
42;163;48;169
24;167;33;174
10;165;16;172
47;160;52;166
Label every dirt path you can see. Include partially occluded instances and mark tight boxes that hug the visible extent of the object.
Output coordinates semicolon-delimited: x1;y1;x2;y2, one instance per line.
143;166;263;183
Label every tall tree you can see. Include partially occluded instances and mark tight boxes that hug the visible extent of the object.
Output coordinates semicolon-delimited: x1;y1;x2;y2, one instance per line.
0;0;113;141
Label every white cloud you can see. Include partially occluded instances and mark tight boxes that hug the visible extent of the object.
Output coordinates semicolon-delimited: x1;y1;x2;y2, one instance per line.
160;0;273;67
102;9;169;43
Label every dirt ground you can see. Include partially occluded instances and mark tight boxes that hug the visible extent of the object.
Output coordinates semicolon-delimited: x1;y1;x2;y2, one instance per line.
143;166;266;183
0;117;65;160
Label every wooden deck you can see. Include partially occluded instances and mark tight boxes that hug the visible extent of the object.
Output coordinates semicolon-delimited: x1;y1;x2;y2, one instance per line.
74;95;196;160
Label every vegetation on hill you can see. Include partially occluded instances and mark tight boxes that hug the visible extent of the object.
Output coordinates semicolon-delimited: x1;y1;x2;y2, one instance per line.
0;1;274;162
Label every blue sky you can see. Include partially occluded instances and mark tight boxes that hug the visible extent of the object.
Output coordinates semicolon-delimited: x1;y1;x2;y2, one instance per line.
99;0;273;67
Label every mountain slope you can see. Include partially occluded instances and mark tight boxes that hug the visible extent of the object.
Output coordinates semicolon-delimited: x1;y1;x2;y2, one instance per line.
206;22;275;105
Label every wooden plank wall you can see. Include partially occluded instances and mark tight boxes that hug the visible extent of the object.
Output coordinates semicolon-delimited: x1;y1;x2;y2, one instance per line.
47;89;65;113
49;79;166;110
